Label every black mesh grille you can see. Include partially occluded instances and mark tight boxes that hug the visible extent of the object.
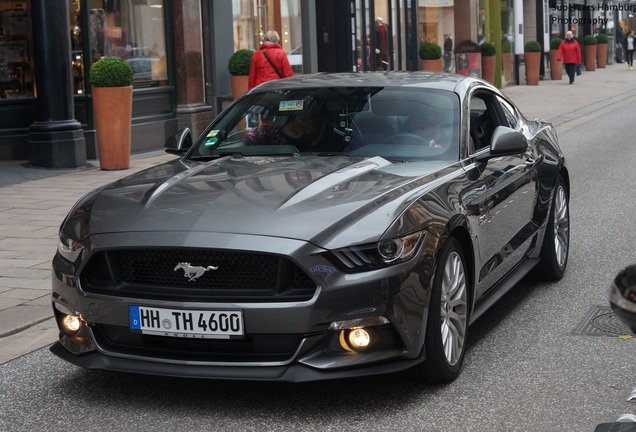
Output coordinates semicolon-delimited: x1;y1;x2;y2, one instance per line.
80;249;316;302
93;324;302;363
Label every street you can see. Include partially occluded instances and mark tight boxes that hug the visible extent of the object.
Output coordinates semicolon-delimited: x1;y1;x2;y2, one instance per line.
1;93;636;432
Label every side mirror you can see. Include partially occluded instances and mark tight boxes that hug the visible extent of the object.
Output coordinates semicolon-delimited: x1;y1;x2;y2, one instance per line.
164;128;192;155
476;126;527;162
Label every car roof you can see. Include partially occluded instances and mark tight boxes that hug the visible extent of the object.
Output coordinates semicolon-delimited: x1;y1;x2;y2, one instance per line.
249;71;487;94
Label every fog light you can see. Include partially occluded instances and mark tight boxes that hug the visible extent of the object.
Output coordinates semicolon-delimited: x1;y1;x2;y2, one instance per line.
61;314;82;335
348;328;370;349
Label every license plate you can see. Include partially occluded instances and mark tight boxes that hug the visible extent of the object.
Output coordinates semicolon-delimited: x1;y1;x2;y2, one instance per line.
129;305;243;339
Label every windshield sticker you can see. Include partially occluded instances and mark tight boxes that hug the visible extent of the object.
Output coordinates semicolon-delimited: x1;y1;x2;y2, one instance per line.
204;130;220;146
279;100;304;111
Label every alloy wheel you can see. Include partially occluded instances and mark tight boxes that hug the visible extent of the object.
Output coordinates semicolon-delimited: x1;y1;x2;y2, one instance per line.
553;185;569;269
440;251;468;366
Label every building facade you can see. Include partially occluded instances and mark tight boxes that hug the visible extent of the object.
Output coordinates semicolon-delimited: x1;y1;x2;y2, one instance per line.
0;0;623;166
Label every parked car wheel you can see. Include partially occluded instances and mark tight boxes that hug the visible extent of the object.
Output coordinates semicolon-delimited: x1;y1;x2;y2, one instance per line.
416;236;469;383
535;176;569;280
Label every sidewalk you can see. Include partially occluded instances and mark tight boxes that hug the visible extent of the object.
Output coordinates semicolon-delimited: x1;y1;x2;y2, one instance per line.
1;62;635;364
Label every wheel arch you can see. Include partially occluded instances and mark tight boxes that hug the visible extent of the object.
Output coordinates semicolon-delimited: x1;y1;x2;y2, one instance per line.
438;215;475;311
559;166;570;196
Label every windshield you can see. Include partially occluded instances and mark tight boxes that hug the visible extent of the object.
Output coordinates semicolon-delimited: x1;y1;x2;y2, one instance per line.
190;86;460;163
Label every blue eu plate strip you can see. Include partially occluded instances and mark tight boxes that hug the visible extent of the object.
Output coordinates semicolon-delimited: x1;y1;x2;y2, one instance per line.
129;305;141;329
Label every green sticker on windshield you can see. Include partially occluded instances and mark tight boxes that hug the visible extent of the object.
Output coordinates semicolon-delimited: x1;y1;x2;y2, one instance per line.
279;100;304;111
205;130;220;146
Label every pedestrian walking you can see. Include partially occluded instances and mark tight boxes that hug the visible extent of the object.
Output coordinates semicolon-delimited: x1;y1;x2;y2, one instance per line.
248;30;294;90
616;22;625;63
558;31;582;84
443;34;453;72
624;30;635;70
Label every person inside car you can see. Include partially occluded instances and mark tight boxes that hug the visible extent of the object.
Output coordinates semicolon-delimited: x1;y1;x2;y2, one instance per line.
401;110;447;148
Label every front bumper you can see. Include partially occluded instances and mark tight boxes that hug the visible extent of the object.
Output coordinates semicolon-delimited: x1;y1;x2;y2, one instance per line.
49;341;423;382
51;231;438;381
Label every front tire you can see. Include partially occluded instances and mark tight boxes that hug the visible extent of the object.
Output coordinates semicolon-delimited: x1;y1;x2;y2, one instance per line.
415;237;469;383
535;175;569;280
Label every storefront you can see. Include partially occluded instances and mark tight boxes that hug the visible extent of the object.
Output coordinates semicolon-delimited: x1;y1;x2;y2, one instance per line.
1;0;554;166
0;0;178;165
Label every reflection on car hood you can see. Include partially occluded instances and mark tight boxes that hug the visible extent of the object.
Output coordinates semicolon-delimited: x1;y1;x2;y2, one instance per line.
88;155;453;246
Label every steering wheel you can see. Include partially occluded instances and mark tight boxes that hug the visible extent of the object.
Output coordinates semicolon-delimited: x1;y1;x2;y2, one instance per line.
387;133;430;146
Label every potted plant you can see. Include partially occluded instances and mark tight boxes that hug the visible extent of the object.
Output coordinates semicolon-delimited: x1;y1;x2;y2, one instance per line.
419;42;442;71
502;39;514;83
480;42;496;85
549;37;563;80
228;49;254;100
89;56;134;170
596;33;608;68
583;34;597;71
524;40;542;85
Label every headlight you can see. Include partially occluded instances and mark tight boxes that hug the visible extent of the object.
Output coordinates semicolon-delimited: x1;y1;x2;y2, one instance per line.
330;232;424;271
378;232;422;263
58;232;84;262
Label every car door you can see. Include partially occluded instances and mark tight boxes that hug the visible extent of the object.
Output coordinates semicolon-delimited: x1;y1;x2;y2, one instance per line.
468;90;539;298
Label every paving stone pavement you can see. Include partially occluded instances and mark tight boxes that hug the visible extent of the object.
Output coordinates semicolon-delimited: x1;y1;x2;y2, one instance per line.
1;62;635;364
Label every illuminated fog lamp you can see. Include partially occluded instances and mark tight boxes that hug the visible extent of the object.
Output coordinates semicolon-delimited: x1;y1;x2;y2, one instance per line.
348;328;371;349
60;314;82;335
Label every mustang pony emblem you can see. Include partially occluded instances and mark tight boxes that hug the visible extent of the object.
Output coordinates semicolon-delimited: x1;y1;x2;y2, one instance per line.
174;262;218;281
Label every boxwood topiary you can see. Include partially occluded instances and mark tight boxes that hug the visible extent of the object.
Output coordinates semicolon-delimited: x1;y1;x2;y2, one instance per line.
419;42;442;60
480;42;496;56
583;35;597;45
524;40;542;53
502;39;512;53
89;56;134;87
596;33;609;44
550;38;562;50
228;49;254;76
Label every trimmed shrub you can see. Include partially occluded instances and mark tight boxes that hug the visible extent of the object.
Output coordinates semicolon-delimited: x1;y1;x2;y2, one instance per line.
583;35;597;45
596;33;609;44
550;38;562;50
524;40;542;53
419;42;442;60
502;39;512;53
89;56;134;87
481;42;496;57
228;49;254;76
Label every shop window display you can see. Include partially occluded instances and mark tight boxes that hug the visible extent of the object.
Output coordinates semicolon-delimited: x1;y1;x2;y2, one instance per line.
0;0;32;99
87;0;167;87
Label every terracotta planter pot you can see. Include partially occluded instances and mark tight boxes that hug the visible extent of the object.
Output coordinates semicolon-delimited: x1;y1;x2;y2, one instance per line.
420;59;443;72
481;55;496;85
92;86;132;170
549;50;562;80
525;52;541;85
597;43;608;68
502;52;514;82
585;45;597;71
230;75;249;100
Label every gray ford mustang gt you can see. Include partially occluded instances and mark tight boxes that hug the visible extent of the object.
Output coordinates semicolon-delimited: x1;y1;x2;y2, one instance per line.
51;72;570;383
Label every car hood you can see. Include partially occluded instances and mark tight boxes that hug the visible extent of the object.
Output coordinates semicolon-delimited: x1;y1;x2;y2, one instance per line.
87;155;454;247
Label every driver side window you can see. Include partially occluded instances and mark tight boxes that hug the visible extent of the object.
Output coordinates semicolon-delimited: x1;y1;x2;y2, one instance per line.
469;91;506;154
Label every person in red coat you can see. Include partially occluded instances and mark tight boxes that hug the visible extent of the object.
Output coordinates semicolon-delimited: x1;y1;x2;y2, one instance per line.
248;30;294;90
557;31;582;84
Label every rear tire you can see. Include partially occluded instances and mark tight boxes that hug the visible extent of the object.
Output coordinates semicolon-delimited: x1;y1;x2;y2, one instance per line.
535;175;569;280
414;237;469;383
